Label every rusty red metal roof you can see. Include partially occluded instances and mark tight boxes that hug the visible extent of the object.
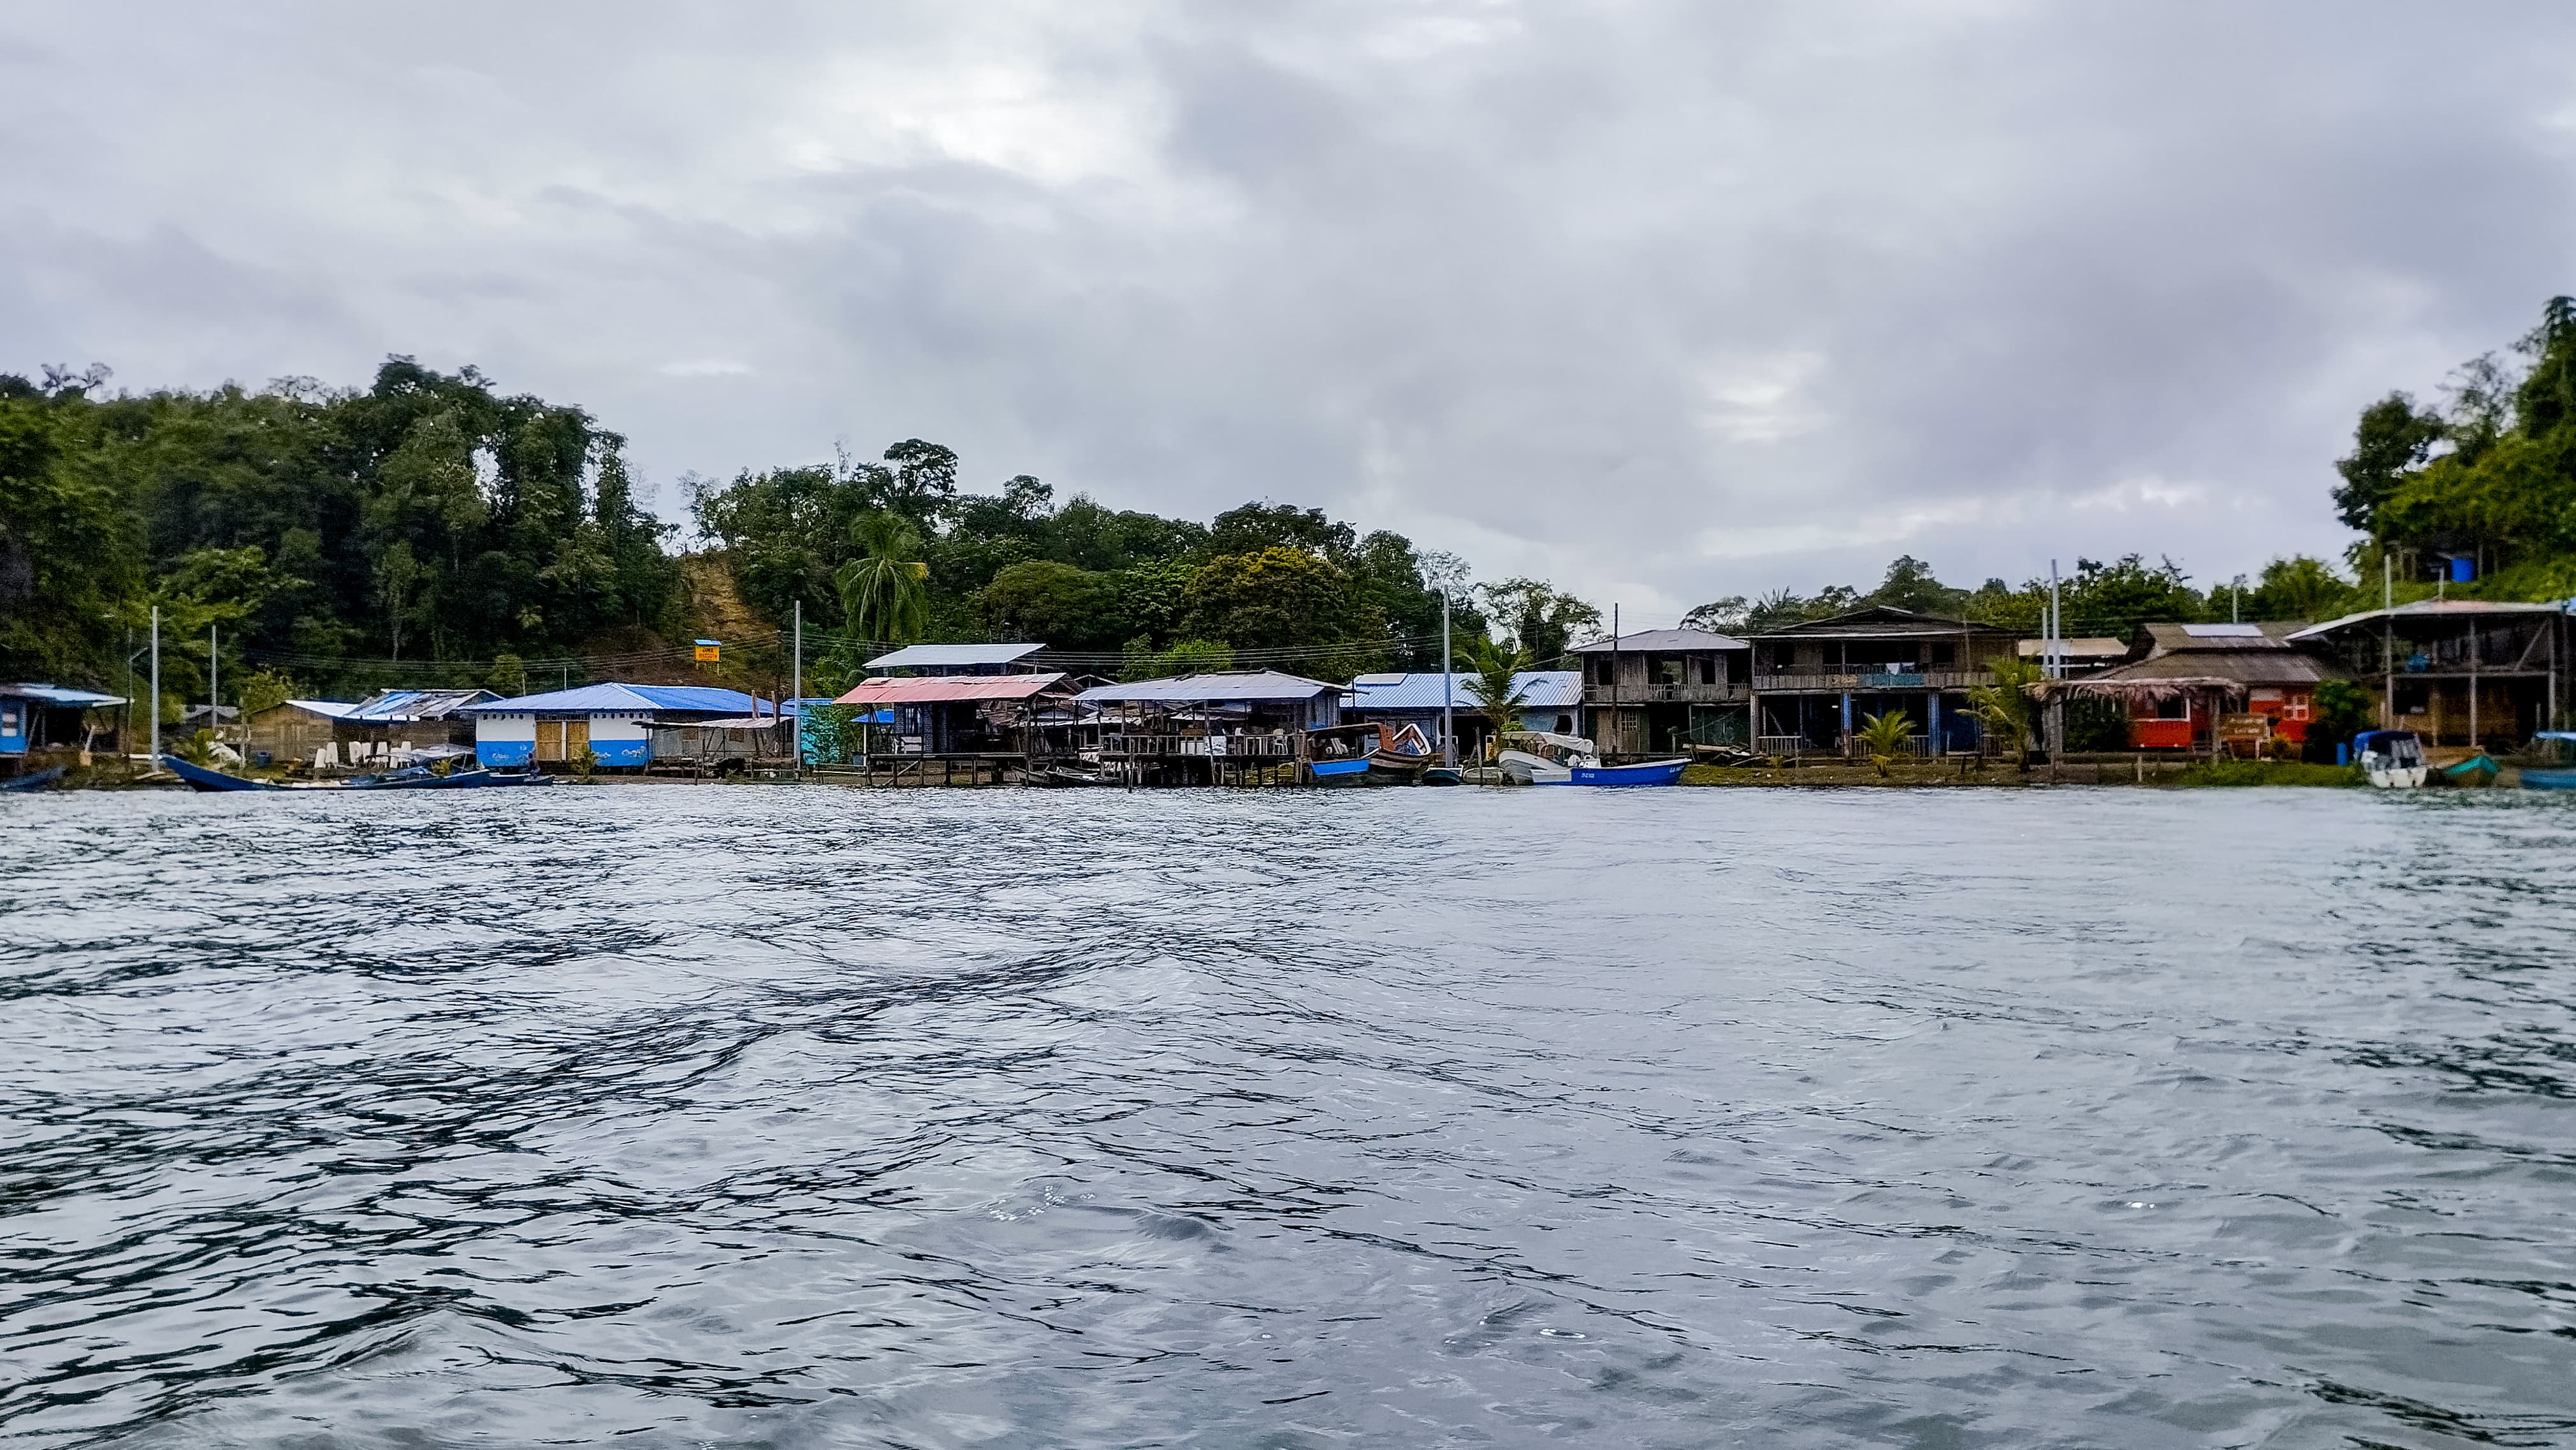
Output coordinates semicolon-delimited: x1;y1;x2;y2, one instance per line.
833;673;1072;706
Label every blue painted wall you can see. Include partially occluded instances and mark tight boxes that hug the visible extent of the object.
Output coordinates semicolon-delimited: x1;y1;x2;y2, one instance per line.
477;739;534;767
592;737;648;767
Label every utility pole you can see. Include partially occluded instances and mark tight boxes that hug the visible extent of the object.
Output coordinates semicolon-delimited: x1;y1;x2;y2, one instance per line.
2047;560;2062;679
2383;551;2394;729
1440;591;1454;767
149;605;161;768
208;623;219;749
1609;603;1620;756
792;599;804;775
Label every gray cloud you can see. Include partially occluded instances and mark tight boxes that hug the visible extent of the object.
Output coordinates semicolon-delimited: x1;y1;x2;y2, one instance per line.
4;1;2572;618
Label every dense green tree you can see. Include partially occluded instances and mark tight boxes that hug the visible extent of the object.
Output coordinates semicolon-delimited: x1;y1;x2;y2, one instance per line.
2242;555;2357;622
0;394;142;683
2333;394;2446;536
1476;578;1601;663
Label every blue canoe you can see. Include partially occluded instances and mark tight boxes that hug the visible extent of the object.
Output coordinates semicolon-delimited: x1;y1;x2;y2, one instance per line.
2524;731;2576;790
1571;758;1688;787
1311;757;1372;785
0;766;67;793
166;757;540;792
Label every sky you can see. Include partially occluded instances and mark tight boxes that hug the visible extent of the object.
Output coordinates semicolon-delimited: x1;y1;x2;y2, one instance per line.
5;1;2575;624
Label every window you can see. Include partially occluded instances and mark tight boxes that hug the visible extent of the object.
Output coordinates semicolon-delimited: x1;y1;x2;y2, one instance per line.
1930;641;1956;666
2157;696;2190;720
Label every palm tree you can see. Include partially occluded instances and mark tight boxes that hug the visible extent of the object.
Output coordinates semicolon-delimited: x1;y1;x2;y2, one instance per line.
834;511;931;646
1461;637;1534;762
1855;708;1913;777
1967;655;2046;768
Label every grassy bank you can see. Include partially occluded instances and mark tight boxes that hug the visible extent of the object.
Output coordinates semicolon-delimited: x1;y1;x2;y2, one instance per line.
2167;759;2364;788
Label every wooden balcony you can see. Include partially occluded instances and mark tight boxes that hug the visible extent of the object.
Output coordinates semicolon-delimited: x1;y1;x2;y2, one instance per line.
1581;682;1745;705
1751;670;1989;693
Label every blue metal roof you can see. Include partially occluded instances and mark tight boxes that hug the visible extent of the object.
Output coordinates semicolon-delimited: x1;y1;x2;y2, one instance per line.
3;683;127;707
467;683;775;715
1344;671;1582;711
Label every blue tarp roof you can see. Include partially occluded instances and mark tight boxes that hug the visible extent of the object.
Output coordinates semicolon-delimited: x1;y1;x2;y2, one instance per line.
467;683;775;715
1344;671;1582;711
3;684;127;707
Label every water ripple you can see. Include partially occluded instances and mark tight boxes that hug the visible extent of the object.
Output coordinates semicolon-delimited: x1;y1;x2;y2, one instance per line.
2;786;2572;1447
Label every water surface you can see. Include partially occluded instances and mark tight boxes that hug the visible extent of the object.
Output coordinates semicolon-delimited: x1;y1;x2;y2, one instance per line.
3;785;2572;1447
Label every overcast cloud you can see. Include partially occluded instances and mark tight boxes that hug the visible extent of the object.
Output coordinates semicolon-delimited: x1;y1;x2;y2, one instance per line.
5;1;2573;620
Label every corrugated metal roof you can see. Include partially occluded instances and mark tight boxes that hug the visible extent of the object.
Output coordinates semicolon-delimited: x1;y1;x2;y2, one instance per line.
2139;622;2301;654
343;687;498;722
1344;671;1583;710
282;698;358;719
865;643;1045;668
2088;651;2326;686
3;684;127;707
466;683;774;715
2286;598;2568;642
1075;670;1343;704
2016;638;2128;658
835;673;1073;705
1754;606;2011;639
1568;628;1748;652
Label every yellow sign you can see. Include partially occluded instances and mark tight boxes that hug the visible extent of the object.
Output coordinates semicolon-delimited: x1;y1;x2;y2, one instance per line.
694;641;720;663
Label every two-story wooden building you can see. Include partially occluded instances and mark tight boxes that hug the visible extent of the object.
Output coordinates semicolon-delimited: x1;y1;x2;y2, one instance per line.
1749;606;2018;756
1569;628;1750;756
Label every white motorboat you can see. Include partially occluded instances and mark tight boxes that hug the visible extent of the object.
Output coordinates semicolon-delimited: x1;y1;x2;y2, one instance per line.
2354;729;2428;789
1497;731;1598;786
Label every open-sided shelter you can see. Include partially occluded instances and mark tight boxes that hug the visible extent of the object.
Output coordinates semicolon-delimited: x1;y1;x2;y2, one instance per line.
831;673;1077;761
2287;599;2566;749
1;684;125;764
1075;671;1343;784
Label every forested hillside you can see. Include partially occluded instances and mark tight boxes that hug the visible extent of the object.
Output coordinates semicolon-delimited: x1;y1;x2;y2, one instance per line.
12;300;2576;715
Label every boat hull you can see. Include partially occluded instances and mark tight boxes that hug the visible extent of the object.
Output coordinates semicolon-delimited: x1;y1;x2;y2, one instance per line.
1571;759;1688;787
1309;758;1372;786
0;766;66;793
167;757;289;791
2366;766;2428;789
2521;766;2576;791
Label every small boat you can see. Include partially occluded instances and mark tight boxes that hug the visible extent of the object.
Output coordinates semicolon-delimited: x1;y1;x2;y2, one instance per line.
1309;756;1372;785
2354;729;2428;789
1497;731;1597;786
2519;731;2576;791
346;765;496;790
2439;754;2500;787
1419;766;1462;787
0;766;67;793
1365;722;1437;783
481;768;555;787
1571;758;1689;787
168;756;292;791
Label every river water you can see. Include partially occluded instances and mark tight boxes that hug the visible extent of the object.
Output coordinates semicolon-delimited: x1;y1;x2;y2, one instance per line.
1;785;2571;1448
